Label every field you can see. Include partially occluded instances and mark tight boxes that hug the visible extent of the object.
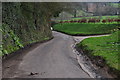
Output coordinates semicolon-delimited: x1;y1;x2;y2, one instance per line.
53;15;119;35
53;23;119;35
76;31;120;71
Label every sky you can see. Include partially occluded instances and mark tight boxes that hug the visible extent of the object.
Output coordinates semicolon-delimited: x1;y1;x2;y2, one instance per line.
1;0;120;2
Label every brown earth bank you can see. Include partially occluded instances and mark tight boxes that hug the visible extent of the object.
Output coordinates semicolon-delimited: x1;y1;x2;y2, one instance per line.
75;45;120;79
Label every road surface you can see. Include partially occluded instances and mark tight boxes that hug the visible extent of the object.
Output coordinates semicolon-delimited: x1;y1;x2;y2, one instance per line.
2;31;110;78
3;31;92;78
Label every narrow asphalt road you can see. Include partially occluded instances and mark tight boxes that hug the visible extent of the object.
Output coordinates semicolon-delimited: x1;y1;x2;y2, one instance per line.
3;31;91;78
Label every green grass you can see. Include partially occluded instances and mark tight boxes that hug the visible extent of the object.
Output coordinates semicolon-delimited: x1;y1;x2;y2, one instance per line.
77;31;120;71
53;23;119;35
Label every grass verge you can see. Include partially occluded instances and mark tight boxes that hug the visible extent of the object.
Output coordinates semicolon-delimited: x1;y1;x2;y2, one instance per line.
76;30;120;77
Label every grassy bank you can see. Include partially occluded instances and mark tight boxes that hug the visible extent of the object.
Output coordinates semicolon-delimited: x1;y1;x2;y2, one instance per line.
76;31;120;75
53;23;119;35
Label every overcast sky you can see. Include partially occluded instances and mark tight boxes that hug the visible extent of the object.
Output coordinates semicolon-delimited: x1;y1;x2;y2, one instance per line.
1;0;120;2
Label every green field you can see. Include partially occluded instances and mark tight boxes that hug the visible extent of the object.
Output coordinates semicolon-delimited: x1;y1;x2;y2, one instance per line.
53;23;119;35
76;31;120;71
